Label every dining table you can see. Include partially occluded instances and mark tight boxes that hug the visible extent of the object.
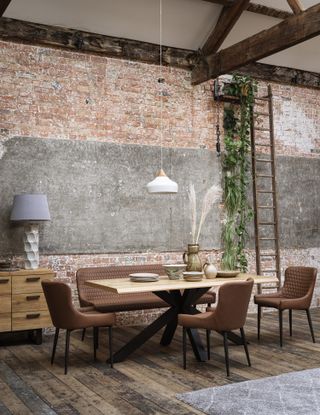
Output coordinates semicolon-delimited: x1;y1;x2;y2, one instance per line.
86;273;278;363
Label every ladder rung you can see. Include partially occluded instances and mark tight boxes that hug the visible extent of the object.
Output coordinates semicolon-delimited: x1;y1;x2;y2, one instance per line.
255;102;266;107
255;143;272;147
256;159;273;163
258;206;275;209
255;96;269;101
254;112;269;116
261;269;277;273
260;253;278;257
259;222;276;225
257;190;274;194
259;237;276;240
261;285;279;290
255;127;270;131
256;174;274;178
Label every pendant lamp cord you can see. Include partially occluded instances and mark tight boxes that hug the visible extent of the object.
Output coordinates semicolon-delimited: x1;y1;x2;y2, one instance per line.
159;0;163;170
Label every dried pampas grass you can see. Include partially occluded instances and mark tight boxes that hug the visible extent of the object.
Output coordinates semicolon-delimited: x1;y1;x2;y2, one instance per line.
187;184;197;243
188;184;222;244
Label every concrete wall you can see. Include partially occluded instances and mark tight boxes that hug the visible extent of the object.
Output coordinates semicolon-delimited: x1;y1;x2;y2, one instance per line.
0;39;320;324
1;137;319;255
0;137;221;254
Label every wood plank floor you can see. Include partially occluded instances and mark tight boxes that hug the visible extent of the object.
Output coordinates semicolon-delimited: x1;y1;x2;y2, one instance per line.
1;308;320;414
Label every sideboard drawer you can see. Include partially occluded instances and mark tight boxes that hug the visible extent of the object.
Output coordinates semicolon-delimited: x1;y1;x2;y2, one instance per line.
12;274;54;294
12;311;52;331
12;293;48;313
0;295;11;313
0;276;11;295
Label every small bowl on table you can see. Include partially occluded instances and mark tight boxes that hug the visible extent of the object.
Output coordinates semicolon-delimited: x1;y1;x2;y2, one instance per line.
216;270;240;278
163;264;186;280
183;271;204;282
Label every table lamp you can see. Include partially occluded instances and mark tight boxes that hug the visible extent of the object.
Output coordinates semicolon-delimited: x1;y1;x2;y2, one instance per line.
10;194;51;269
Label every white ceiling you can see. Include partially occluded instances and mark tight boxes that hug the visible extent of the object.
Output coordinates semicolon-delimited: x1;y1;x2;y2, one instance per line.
4;0;320;73
254;0;318;11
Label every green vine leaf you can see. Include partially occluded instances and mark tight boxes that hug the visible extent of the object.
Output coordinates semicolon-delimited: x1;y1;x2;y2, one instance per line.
221;75;257;272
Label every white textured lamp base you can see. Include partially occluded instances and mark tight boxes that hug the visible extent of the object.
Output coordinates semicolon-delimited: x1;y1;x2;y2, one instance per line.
23;224;40;269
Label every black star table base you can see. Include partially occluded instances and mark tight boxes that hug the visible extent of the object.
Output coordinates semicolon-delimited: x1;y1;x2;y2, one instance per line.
108;286;243;364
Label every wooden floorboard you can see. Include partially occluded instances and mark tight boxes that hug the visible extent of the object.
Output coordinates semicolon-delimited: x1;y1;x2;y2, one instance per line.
0;309;320;414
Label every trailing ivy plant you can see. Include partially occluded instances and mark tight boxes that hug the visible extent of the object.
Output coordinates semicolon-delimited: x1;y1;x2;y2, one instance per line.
221;75;257;271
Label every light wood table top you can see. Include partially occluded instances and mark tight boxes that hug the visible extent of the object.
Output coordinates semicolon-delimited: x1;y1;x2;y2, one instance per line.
85;273;278;294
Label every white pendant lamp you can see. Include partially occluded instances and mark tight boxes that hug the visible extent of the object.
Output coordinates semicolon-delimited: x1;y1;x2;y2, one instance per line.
147;0;178;194
147;169;178;194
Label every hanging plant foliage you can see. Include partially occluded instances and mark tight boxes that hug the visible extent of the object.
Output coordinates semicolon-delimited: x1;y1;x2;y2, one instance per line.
221;75;257;272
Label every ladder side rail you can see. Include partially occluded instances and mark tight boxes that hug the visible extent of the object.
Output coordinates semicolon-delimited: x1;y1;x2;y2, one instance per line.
250;105;262;280
268;85;282;285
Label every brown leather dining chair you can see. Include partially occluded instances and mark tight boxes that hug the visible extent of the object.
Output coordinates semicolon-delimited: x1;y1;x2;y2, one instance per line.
254;266;317;347
42;280;115;374
178;278;254;376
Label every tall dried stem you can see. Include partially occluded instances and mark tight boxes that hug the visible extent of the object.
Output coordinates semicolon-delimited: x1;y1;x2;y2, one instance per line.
196;185;222;244
187;184;197;243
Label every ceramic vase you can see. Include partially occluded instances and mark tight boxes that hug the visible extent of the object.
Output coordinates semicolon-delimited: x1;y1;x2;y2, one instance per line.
183;244;202;272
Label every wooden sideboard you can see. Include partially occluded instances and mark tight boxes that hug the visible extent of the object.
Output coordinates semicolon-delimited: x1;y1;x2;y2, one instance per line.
0;268;55;344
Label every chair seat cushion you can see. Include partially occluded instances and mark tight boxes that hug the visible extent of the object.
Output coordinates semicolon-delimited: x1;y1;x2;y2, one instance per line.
254;294;308;310
79;310;115;329
91;291;216;313
178;311;214;329
254;295;283;308
78;306;96;313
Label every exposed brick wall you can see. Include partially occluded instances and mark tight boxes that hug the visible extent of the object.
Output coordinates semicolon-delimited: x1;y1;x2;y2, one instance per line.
257;82;320;158
1;40;319;325
0;40;214;149
1;41;319;157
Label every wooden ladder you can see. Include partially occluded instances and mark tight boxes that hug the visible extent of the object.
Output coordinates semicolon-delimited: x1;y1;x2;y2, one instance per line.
250;85;281;288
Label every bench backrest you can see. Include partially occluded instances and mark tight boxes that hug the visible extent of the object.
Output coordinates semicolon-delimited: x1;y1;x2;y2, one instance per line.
76;264;165;307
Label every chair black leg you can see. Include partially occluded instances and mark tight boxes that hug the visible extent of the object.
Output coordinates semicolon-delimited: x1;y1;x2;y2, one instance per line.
222;332;230;377
96;326;99;349
182;327;187;370
206;330;211;360
81;328;86;341
93;327;98;361
109;326;114;368
51;327;59;365
279;309;283;347
207;303;211;308
289;309;292;337
306;309;316;343
240;327;251;367
65;329;71;375
257;305;261;340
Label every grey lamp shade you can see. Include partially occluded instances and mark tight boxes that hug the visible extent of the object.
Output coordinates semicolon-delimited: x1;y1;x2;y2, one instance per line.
10;194;51;222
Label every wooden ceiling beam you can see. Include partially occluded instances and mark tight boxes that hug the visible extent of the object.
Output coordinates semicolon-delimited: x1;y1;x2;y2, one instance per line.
287;0;304;14
246;3;292;19
0;17;196;69
202;0;251;56
236;62;320;89
202;0;293;19
192;3;320;85
0;0;11;17
0;17;319;89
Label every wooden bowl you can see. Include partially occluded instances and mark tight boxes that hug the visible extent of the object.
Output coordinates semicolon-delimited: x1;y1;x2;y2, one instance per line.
163;264;186;280
183;271;204;282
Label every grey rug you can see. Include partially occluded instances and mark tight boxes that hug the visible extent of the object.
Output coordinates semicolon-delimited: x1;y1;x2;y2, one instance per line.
177;368;320;415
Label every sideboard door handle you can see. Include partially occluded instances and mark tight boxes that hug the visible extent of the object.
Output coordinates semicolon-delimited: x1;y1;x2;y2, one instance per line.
26;295;41;301
26;313;41;319
0;278;9;284
26;277;41;282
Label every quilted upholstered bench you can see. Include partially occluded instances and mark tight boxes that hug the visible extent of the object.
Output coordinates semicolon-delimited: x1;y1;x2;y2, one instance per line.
76;264;216;316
